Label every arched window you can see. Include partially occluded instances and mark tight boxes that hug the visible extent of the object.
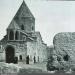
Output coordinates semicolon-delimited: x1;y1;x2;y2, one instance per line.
15;31;19;40
19;55;22;61
9;30;14;40
21;25;24;30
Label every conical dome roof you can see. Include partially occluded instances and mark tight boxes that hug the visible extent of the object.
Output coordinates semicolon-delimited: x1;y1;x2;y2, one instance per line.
14;1;34;18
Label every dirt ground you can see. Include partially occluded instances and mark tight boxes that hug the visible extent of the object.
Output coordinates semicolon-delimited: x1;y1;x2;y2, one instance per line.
17;61;47;72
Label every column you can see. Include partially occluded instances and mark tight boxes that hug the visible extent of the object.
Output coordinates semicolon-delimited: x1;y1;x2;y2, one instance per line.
14;30;16;40
8;30;9;40
7;31;9;40
19;31;20;40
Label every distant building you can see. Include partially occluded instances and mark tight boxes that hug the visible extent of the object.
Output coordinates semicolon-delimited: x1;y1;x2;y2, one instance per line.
0;1;47;63
47;46;54;59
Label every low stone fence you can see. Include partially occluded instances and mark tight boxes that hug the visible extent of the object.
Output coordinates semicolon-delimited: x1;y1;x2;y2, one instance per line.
0;62;21;74
0;62;43;74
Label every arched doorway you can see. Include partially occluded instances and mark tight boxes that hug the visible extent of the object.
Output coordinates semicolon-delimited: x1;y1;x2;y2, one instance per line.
5;46;15;63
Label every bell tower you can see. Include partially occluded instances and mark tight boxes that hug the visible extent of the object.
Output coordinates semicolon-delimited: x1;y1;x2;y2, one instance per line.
14;0;35;33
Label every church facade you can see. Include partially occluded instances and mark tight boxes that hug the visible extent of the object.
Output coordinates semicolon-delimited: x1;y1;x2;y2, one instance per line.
0;1;47;63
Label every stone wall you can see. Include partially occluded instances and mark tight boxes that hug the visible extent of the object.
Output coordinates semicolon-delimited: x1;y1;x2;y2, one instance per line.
35;32;47;62
0;41;27;61
47;46;54;59
41;43;47;62
53;32;75;69
27;41;37;63
0;32;47;63
27;32;47;63
14;16;35;33
27;41;47;63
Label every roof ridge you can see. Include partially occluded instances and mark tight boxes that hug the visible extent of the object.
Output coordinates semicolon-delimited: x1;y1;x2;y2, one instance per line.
7;20;20;30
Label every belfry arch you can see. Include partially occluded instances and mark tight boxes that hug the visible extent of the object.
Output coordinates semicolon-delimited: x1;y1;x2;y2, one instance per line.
9;30;14;40
15;31;19;40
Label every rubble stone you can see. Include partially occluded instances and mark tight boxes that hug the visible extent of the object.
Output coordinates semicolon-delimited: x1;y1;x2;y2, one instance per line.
53;32;75;69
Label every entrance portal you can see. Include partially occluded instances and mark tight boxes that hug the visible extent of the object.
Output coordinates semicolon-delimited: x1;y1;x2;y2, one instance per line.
5;46;15;63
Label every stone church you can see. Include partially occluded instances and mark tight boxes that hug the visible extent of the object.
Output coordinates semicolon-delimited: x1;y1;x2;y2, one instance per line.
0;1;47;63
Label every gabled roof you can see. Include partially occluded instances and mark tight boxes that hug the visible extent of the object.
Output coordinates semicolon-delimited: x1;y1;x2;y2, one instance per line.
14;0;34;18
7;20;20;30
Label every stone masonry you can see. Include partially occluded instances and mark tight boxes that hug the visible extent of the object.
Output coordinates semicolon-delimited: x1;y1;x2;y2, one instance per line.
0;1;47;64
53;32;75;69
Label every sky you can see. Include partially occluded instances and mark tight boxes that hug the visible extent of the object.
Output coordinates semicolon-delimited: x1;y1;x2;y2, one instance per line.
0;0;75;46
